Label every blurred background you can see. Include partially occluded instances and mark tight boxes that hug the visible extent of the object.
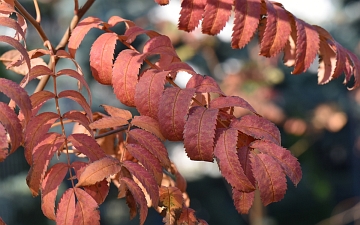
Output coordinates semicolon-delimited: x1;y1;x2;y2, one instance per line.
1;0;360;224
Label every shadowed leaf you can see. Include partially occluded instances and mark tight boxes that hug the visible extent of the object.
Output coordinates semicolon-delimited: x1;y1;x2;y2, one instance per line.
210;96;257;114
0;102;22;155
68;134;106;161
131;116;165;141
178;0;206;32
56;188;75;225
58;90;92;121
73;187;100;225
202;0;233;35
232;189;255;214
159;186;183;225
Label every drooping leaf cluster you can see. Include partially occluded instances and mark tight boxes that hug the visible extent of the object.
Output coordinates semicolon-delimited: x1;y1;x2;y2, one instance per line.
0;0;358;224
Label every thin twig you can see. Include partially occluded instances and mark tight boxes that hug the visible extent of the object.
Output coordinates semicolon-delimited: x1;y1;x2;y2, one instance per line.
33;0;41;23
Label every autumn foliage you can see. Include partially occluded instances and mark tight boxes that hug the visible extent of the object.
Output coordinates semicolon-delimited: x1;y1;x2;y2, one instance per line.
0;0;359;224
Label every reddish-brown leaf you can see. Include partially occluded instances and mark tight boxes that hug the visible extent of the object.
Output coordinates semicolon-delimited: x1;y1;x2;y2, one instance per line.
259;1;291;57
230;114;281;145
178;0;206;32
186;74;225;95
124;26;160;44
135;69;168;120
90;32;118;85
343;48;360;89
232;0;261;49
0;17;26;42
41;163;69;220
120;177;148;225
159;186;183;224
26;133;65;196
0;78;32;123
29;65;54;81
0;124;8;162
126;143;163;185
68;133;106;161
89;116;129;130
250;153;287;206
56;188;75;225
112;49;144;107
76;156;122;187
30;90;56;115
107;15;136;29
209;96;257;114
184;106;218;161
122;161;159;207
0;102;22;154
83;179;110;205
68;16;103;58
62;111;92;136
131;115;166;141
232;189;255;214
214;128;255;192
169;163;187;193
202;0;233;35
250;140;302;185
24;112;59;165
128;129;171;168
143;35;178;57
237;134;256;185
73;187;100;225
58;90;92;121
177;207;198;225
158;87;196;141
101;104;132;120
0;36;30;72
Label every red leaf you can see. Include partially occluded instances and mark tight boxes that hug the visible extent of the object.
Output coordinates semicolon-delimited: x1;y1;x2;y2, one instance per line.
68;16;103;58
62;111;92;136
230;114;281;145
131;115;166;141
29;65;54;81
30;90;56;115
143;35;178;57
89;116;129;130
124;26;160;44
73;187;100;225
250;153;287;206
0;35;30;72
56;188;75;225
112;49;144;107
214;128;255;192
237;134;256;185
178;0;206;32
76;156;122;187
120;177;148;225
0;124;8;162
177;207;198;225
90;32;118;85
107;15;136;29
0;78;32;123
170;163;187;193
0;102;22;154
68;133;106;161
159;186;183;224
202;0;233;35
292;17;320;74
122;161;160;207
259;1;291;57
158;87;196;141
24;112;59;165
135;69;168;120
250;140;302;185
343;48;360;90
209;96;257;114
58;90;92;121
126;143;163;185
101;104;132;120
83;179;110;205
184;106;218;161
26;133;65;196
41;163;69;220
232;189;255;214
186;74;225;95
0;17;26;41
128;129;171;168
232;0;261;49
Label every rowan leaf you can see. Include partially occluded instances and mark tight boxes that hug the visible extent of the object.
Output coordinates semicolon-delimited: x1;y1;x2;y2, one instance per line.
250;153;287;206
343;48;360;90
186;74;225;95
177;207;198;225
1;50;46;76
89;116;129;130
237;133;256;185
169;163;187;193
0;102;22;155
125;143;163;185
107;15;136;29
124;26;160;44
209;96;257;114
76;156;122;187
232;189;255;214
0;17;26;43
120;177;148;225
122;161;159;207
0;35;30;72
258;1;291;57
29;65;55;81
101;104;132;120
128;128;171;168
62;111;92;136
232;0;261;49
202;0;233;35
143;35;178;57
68;16;103;58
178;0;206;32
0;78;32;123
250;140;302;185
158;87;196;141
83;179;110;205
73;187;100;225
112;49;144;107
214;128;255;192
30;90;56;115
230;114;281;145
159;186;183;225
56;188;75;225
26;133;65;197
58;90;92;121
24;112;59;165
41;163;69;220
131;115;166;141
0;124;8;162
68;133;106;161
135;69;168;120
183;106;218;162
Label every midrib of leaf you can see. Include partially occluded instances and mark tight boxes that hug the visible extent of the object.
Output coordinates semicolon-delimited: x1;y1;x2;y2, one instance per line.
196;109;205;159
83;163;117;184
210;1;221;34
171;90;181;137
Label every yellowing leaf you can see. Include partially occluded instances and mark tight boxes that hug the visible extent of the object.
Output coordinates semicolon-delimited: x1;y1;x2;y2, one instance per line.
159;186;183;225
